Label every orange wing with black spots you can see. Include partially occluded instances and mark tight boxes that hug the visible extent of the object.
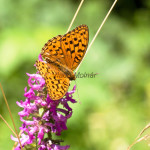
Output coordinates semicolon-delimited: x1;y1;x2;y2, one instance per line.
36;60;48;78
41;25;89;71
36;60;70;100
61;24;89;70
41;35;67;65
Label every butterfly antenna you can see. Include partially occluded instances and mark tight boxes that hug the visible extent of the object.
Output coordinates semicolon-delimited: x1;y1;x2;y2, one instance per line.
67;0;84;32
75;0;118;73
75;79;81;104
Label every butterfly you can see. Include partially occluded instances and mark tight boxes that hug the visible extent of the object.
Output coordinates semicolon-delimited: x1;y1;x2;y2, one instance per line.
36;24;89;100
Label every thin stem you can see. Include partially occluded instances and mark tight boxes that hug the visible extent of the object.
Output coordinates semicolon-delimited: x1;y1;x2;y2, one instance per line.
75;0;118;73
135;123;150;141
0;83;23;150
12;131;22;150
74;79;81;104
127;123;150;150
36;133;38;150
127;135;150;150
0;114;17;137
67;0;84;32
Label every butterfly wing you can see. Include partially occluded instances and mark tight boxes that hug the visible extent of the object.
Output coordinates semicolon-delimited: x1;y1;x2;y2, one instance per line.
41;35;67;65
45;71;70;100
41;25;89;71
36;60;70;100
36;60;48;78
61;24;89;70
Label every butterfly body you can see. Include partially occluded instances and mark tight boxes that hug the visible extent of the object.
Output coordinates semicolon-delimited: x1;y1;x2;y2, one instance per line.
36;24;89;100
46;58;76;80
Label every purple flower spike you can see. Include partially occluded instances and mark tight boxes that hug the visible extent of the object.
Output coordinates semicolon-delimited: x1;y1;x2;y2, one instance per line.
12;55;77;150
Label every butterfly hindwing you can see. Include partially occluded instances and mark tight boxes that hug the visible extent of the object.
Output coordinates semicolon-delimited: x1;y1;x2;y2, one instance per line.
36;60;47;78
36;60;70;100
45;71;70;100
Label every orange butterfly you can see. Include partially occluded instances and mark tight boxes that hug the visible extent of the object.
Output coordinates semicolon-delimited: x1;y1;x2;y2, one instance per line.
36;25;89;100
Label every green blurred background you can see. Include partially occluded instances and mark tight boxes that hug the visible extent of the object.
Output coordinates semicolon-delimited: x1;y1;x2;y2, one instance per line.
0;0;150;149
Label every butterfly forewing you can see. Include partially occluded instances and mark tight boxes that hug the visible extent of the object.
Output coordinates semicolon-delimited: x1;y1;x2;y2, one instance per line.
61;24;89;70
41;35;67;65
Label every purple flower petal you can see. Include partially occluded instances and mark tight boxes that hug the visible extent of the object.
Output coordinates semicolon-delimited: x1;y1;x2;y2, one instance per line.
26;73;45;90
38;54;44;61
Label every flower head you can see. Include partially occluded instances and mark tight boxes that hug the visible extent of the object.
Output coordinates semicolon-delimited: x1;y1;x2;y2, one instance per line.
12;55;76;150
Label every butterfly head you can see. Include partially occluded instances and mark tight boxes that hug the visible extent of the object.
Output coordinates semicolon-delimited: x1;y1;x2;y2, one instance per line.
68;74;76;80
